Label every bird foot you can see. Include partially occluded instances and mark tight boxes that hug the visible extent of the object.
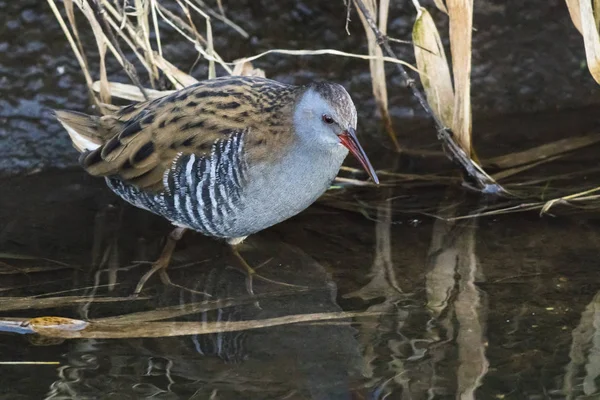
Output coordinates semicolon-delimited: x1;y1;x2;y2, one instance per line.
132;227;195;296
132;250;211;297
133;257;170;296
229;248;307;297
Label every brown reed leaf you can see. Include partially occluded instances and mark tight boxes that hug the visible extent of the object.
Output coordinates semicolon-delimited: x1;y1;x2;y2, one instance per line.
412;7;454;128
566;0;600;84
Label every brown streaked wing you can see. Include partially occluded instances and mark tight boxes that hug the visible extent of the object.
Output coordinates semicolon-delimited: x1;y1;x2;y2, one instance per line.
80;76;301;192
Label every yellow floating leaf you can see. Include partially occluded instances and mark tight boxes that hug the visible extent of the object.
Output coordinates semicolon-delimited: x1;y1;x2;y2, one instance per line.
26;317;88;333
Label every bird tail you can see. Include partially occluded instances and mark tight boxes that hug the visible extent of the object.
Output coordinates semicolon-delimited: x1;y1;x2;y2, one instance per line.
55;110;107;153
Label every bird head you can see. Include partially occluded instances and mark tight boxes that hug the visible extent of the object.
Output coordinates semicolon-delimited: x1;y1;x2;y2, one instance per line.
294;82;379;184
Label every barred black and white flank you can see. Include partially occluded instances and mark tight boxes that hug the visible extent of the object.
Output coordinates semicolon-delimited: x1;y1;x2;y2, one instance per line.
107;131;249;238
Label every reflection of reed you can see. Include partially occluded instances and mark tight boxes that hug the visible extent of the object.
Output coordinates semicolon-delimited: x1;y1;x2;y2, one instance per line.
564;291;600;399
345;198;403;302
344;194;413;397
425;193;489;399
82;204;123;318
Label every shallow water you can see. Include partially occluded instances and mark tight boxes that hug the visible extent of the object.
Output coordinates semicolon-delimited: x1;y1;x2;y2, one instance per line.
3;0;600;399
1;170;600;399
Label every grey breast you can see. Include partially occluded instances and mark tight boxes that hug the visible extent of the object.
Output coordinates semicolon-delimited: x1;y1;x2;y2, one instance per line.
228;137;349;236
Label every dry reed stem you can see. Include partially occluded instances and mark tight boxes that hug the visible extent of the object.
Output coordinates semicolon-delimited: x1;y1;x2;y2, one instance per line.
135;0;158;87
233;48;419;70
95;289;311;324
4;311;380;339
154;54;200;87
155;2;206;44
438;184;600;220
175;0;215;78
0;264;73;275
47;0;97;104
355;0;402;152
483;132;600;170
540;186;600;214
150;0;162;57
100;1;155;77
491;155;563;181
52;0;235;110
353;0;502;193
508;166;600;187
84;2;110;103
63;0;92;88
0;296;146;312
411;0;473;153
91;1;150;99
87;44;424;103
92;81;173;101
231;59;266;77
447;0;473;154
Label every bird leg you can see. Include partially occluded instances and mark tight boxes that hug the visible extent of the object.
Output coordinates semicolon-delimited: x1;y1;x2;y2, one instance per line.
229;244;257;296
133;227;186;295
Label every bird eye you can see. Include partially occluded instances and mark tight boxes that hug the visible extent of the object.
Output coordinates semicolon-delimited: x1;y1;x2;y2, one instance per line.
322;114;335;124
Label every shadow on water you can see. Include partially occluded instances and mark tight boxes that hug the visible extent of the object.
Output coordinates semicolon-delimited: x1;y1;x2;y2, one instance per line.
1;169;600;399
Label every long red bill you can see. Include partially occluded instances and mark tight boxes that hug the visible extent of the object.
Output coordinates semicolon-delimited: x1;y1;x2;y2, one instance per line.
338;128;379;184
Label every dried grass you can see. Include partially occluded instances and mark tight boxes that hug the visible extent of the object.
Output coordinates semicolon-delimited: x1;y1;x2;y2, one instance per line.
46;0;235;107
0;310;379;339
411;0;473;154
566;0;600;84
0;295;147;312
412;7;454;128
354;0;401;152
48;0;417;116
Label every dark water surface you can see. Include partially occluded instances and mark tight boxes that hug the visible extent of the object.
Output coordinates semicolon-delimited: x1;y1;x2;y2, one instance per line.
3;0;600;399
1;169;600;399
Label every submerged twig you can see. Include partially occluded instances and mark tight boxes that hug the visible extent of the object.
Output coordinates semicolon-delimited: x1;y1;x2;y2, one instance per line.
0;362;60;365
